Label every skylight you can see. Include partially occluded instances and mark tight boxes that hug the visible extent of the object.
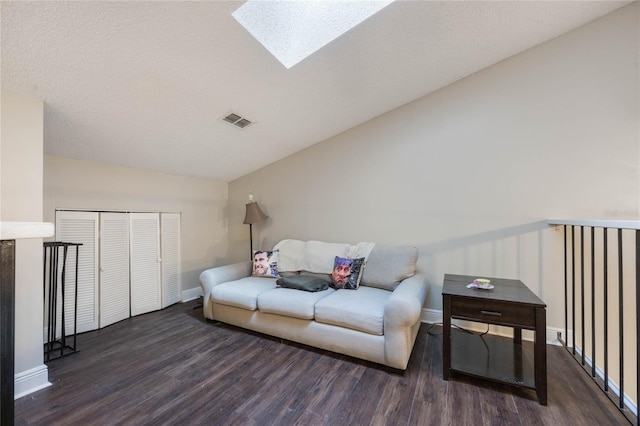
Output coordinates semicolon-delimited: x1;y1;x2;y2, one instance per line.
232;0;395;69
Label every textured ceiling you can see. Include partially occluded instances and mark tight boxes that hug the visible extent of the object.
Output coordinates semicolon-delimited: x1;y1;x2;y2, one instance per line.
1;1;631;182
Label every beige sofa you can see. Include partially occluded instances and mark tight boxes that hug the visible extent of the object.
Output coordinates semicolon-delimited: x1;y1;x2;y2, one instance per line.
199;240;429;370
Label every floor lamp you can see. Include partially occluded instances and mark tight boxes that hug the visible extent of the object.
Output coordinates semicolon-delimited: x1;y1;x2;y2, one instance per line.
243;195;267;260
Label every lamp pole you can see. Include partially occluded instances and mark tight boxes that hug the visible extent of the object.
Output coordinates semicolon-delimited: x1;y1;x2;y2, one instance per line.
249;223;254;261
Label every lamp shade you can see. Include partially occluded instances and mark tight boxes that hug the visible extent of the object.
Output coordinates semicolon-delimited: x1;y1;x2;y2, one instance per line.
243;201;268;224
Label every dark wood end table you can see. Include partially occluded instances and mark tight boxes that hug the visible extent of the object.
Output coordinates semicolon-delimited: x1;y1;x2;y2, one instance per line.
442;273;547;405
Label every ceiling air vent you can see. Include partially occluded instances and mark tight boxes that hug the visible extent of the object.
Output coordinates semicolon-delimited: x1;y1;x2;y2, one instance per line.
222;112;253;129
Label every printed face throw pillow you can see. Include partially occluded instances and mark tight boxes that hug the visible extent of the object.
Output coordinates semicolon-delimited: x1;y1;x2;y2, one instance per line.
330;256;365;290
252;250;279;278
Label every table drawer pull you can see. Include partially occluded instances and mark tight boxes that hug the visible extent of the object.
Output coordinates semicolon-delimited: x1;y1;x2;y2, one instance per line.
480;310;502;317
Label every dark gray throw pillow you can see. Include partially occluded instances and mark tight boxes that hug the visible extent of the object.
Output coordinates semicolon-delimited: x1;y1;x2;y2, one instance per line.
276;275;329;292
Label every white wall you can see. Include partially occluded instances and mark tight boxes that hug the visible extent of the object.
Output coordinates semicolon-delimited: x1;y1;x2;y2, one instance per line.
43;156;229;296
1;91;51;396
228;4;639;330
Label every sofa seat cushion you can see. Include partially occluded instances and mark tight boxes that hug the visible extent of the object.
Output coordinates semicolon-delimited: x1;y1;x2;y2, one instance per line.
314;286;391;335
211;277;277;310
258;288;335;320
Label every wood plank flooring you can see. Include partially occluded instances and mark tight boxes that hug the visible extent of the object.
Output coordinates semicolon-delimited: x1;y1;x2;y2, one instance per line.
15;300;629;425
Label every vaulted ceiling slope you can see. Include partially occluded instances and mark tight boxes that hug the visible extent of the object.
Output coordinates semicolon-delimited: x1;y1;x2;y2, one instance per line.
1;1;631;182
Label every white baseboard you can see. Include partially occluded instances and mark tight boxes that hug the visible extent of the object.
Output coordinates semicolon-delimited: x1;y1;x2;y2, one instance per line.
182;286;203;302
421;308;442;324
421;308;568;346
14;364;51;399
572;345;638;416
546;326;573;347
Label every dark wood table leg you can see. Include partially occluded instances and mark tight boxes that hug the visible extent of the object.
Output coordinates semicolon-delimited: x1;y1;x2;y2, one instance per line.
1;240;16;426
443;294;451;380
535;307;547;405
513;327;523;383
514;327;522;345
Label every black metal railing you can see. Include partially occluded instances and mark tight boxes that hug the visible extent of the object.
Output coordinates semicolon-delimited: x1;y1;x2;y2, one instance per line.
550;220;639;425
43;241;82;361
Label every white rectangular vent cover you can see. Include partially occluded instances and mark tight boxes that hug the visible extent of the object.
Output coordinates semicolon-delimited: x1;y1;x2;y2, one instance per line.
222;112;253;129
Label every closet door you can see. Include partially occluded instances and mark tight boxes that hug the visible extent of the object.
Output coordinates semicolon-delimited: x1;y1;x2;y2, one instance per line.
161;213;181;308
99;213;130;328
55;211;99;333
130;213;161;316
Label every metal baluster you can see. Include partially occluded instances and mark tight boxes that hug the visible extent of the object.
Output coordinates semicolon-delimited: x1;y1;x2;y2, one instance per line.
42;245;46;350
635;229;639;426
49;244;59;360
564;225;568;346
44;245;49;361
60;244;68;357
572;225;576;354
618;228;624;409
581;225;585;366
591;226;595;377
604;228;609;392
73;245;79;354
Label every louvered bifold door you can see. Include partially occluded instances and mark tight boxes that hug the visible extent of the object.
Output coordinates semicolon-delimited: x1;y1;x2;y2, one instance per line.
55;211;99;333
130;213;161;316
99;213;130;328
161;213;181;308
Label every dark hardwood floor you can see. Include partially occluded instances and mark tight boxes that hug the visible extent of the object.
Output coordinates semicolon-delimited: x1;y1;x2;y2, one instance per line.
15;300;628;425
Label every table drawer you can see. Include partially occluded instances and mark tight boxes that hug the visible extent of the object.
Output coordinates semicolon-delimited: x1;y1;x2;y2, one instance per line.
451;297;536;328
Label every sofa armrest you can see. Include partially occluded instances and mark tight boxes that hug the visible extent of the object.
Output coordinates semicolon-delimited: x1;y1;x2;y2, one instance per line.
383;273;429;369
199;261;252;318
384;273;429;328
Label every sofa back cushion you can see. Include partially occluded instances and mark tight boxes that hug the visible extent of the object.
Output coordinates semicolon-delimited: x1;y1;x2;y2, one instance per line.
361;245;418;291
274;239;306;272
300;240;351;273
274;239;352;274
